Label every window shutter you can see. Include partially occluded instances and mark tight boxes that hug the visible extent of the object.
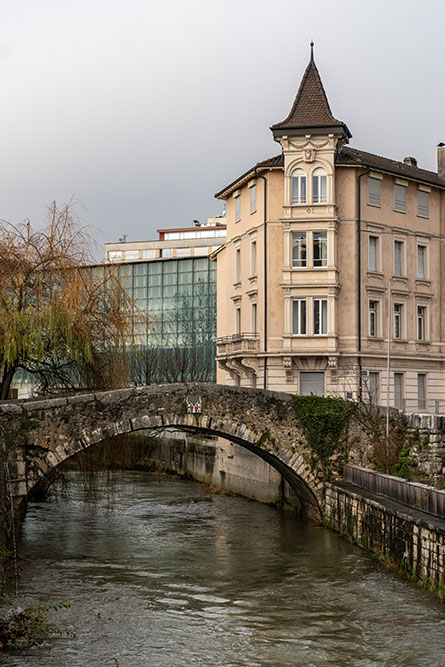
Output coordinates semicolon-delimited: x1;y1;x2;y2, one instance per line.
368;177;380;206
394;184;406;212
300;372;325;396
417;190;429;217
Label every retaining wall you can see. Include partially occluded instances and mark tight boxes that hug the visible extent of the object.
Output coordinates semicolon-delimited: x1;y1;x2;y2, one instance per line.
325;482;445;595
344;465;445;519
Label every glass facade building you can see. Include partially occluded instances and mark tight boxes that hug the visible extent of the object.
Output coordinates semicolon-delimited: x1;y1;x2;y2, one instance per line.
119;257;217;383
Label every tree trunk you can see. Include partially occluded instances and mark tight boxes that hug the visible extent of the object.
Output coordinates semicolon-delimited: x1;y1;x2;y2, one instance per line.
0;367;16;400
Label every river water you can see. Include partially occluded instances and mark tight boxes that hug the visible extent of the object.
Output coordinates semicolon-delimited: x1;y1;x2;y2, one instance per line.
1;471;444;666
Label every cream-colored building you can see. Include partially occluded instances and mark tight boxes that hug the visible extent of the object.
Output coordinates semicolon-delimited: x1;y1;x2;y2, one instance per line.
213;46;445;413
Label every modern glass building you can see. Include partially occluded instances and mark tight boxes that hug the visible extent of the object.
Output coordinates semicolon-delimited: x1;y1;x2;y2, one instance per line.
119;256;217;383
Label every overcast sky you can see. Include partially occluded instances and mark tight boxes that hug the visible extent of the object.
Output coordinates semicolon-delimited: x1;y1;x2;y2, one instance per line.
1;0;444;258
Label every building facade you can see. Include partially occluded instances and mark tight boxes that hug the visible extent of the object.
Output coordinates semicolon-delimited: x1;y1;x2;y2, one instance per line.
214;46;445;412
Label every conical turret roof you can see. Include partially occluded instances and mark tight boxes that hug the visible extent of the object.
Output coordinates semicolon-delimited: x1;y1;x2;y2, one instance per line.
271;45;351;139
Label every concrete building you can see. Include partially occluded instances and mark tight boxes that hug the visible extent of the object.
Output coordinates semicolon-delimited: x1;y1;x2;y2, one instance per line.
105;217;226;263
213;45;445;412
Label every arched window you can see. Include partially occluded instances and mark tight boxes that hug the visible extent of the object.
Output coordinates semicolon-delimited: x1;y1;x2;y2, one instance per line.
291;168;306;204
312;168;327;204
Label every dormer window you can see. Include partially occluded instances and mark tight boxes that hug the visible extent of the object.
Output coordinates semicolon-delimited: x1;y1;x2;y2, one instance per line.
291;168;307;204
312;168;327;204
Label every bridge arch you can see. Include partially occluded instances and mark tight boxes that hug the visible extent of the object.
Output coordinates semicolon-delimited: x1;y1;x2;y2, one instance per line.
1;384;324;520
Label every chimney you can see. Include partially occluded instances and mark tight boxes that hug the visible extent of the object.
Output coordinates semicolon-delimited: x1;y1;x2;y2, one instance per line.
438;144;445;180
403;156;417;167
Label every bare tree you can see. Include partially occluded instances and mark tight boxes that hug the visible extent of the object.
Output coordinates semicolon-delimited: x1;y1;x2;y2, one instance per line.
0;202;134;398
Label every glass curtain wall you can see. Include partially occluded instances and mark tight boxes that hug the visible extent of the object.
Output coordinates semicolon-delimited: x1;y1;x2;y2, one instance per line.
125;257;216;383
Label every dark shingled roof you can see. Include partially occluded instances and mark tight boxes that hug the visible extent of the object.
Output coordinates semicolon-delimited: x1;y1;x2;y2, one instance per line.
215;145;445;199
337;146;445;188
214;155;284;198
271;58;350;137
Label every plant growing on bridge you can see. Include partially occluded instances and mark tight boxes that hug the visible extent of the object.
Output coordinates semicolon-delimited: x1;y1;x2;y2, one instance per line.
0;203;135;398
291;395;356;481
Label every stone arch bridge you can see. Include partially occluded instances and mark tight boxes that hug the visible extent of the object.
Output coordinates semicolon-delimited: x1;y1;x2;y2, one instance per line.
0;383;326;520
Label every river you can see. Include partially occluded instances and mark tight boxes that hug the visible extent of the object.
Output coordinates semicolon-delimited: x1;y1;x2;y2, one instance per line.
1;471;444;666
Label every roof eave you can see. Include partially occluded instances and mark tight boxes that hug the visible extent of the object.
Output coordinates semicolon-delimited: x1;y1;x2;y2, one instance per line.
271;123;352;139
336;161;445;190
214;164;283;200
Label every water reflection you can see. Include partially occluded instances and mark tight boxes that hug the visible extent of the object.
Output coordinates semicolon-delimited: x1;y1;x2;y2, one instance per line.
2;471;444;666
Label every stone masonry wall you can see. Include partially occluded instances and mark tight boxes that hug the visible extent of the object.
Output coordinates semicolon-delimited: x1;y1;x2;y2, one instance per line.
325;482;445;595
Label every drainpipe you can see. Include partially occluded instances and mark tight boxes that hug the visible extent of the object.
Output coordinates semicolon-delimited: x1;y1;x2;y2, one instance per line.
256;170;268;390
357;167;370;400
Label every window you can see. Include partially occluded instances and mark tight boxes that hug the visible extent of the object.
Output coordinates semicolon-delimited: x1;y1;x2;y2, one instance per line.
235;247;241;283
234;194;241;222
417;245;426;279
250;240;257;275
300;372;324;396
250;184;256;214
368;176;381;206
235;306;241;334
369;300;378;337
251;302;257;334
368;235;378;272
291;168;307;204
369;372;379;405
418;374;427;411
176;247;191;257
313;232;327;267
124;250;138;260
394;373;404;410
417;305;426;340
394;303;403;340
108;251;122;261
394;240;404;276
194;246;208;256
142;249;155;259
313;299;328;335
291;232;307;268
161;248;172;257
312;168;327;204
292;299;307;335
417;190;429;217
394;183;406;212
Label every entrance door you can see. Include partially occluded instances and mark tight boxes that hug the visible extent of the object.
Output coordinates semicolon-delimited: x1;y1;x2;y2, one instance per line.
300;372;324;396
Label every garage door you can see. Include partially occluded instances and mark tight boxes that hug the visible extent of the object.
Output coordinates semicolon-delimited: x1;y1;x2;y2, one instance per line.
300;372;325;396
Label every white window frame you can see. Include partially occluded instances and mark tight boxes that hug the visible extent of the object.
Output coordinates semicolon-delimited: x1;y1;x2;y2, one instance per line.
369;300;378;337
292;299;307;335
313;298;328;335
108;250;122;261
417;304;427;341
313;232;327;267
142;248;156;259
291;231;307;268
235;306;241;335
312;168;327;204
291;168;307;204
393;303;403;340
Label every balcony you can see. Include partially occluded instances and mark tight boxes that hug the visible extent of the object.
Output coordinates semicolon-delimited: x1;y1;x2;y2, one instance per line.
217;333;260;355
